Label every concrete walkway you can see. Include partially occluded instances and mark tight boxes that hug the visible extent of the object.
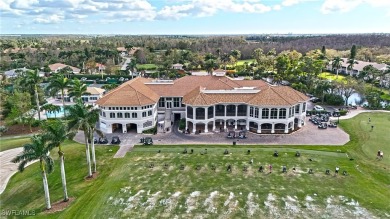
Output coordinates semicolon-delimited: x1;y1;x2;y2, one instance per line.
0;148;38;194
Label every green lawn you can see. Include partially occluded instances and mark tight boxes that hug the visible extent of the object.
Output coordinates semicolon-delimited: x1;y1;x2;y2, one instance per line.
136;63;158;70
0;136;32;152
1;113;389;218
319;72;346;82
226;59;256;68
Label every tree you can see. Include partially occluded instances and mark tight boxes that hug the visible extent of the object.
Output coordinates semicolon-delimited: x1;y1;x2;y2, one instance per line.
204;59;218;74
101;84;119;91
85;59;96;74
68;79;89;102
66;101;99;177
336;78;359;105
19;70;42;120
230;50;241;67
86;107;101;173
350;45;357;59
12;135;54;210
46;73;70;110
126;58;137;79
41;104;61;118
42;120;75;202
347;58;359;76
332;57;344;78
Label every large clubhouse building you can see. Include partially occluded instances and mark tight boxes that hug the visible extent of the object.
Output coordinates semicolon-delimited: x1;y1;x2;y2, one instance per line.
95;75;309;134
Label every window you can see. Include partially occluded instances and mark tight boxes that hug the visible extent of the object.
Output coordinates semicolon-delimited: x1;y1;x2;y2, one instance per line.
103;112;106;117
262;108;269;119
110;113;115;118
254;108;259;118
116;107;119;110
279;108;286;119
148;110;152;116
270;108;278;119
142;112;147;117
174;97;180;107
120;107;123;110
249;107;254;117
295;104;300;113
158;98;165;107
117;113;123;118
125;113;130;118
132;112;137;118
109;107;112;110
303;102;306;112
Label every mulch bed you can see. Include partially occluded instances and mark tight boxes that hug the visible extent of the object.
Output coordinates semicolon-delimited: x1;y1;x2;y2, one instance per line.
0;122;41;137
84;172;99;181
44;197;75;214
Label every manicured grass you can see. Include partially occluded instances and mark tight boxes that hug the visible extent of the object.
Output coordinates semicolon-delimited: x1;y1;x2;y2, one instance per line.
136;63;158;70
1;113;389;218
319;72;346;82
226;59;255;68
0;136;32;152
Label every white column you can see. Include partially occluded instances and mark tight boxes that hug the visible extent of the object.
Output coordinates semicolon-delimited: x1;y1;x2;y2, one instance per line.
234;120;237;130
213;105;216;118
213;120;216;131
205;107;208;120
194;107;197;120
271;123;275;134
205;123;208;133
223;119;227;130
257;123;261;133
193;122;196;133
122;123;127;133
284;123;288;133
224;105;227;117
235;105;238;117
246;120;249;130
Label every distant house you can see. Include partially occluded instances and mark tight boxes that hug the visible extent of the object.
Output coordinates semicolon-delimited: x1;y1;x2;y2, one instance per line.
56;87;106;105
49;63;81;74
212;69;226;77
4;67;44;78
95;63;106;73
327;58;388;76
172;63;184;70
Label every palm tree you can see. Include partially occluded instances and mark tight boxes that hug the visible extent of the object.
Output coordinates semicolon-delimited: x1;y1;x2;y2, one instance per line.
86;108;101;173
41;104;61;118
46;73;70;110
66;101;99;177
12;135;54;210
204;59;218;74
42;120;75;202
347;58;359;76
20;70;42;120
68;79;90;102
332;57;344;78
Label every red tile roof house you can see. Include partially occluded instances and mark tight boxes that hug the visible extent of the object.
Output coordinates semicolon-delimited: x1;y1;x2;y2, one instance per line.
49;63;81;74
327;58;388;77
95;63;106;73
95;75;309;134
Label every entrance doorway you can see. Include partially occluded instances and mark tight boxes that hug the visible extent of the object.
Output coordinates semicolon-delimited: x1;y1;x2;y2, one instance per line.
174;113;181;121
126;123;137;133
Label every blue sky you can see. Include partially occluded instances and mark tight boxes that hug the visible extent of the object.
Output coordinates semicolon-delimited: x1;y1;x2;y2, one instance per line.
1;0;390;34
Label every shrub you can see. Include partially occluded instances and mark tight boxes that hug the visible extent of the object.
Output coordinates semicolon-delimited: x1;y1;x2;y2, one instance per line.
143;125;157;134
0;126;8;136
178;118;186;130
339;109;348;116
324;93;344;106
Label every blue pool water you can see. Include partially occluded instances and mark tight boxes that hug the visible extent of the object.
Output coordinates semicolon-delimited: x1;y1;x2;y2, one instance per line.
45;107;66;118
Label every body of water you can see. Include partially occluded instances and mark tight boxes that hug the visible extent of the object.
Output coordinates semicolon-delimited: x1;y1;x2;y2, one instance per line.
45;107;66;118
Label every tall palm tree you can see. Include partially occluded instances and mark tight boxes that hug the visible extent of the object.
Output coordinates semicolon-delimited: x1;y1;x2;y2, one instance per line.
68;79;90;102
66;101;98;177
41;104;61;118
42;120;75;202
347;58;359;76
46;73;70;110
20;70;42;120
332;57;344;78
86;108;101;173
12;135;54;210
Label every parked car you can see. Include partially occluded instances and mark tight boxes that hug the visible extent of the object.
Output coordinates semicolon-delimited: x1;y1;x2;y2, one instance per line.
314;105;324;111
144;137;153;145
310;97;320;103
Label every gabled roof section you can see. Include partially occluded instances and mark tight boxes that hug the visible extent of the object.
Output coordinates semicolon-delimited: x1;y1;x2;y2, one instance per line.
95;77;159;106
248;86;294;106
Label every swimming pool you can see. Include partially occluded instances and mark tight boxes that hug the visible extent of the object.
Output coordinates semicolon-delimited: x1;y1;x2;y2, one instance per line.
45;106;66;118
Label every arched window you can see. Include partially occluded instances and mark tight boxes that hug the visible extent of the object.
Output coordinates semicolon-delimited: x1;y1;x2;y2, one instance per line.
279;108;286;119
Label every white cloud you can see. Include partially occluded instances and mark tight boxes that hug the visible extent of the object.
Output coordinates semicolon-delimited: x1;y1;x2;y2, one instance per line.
33;14;64;24
273;4;281;11
320;0;363;14
281;0;305;7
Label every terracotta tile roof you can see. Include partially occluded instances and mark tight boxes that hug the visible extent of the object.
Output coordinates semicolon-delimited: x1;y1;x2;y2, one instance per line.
247;86;309;106
49;63;80;73
95;77;159;106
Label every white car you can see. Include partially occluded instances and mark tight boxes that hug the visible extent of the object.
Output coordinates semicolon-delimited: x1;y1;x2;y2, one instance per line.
314;105;324;111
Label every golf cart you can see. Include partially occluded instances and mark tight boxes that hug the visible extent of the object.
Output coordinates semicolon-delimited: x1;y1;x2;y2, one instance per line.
318;122;328;129
227;131;236;139
111;136;121;144
144;137;153;145
98;137;108;144
328;122;337;128
238;131;247;139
